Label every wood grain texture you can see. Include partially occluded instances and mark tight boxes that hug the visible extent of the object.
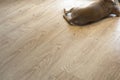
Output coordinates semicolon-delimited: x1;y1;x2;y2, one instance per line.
0;0;120;80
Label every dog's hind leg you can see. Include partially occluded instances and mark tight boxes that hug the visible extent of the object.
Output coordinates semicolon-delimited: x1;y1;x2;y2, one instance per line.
112;6;120;17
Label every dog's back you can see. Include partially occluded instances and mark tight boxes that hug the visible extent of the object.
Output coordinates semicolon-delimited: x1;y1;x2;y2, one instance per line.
70;0;119;25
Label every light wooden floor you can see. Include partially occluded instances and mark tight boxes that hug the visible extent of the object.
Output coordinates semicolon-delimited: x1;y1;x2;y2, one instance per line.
0;0;120;80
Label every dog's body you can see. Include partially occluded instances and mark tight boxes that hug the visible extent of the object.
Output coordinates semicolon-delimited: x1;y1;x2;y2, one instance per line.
63;0;120;25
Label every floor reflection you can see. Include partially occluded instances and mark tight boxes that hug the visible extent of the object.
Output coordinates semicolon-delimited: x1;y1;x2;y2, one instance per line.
60;0;94;10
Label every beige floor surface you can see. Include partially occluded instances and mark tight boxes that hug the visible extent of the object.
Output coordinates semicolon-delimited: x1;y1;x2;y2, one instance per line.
0;0;120;80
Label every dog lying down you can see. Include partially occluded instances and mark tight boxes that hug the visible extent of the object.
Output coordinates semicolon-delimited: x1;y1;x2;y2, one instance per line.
63;0;120;26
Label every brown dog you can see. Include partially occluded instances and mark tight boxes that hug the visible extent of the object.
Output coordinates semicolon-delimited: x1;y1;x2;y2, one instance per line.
63;0;120;25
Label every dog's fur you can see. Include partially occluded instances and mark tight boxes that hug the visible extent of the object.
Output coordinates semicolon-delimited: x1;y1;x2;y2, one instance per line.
63;0;120;25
